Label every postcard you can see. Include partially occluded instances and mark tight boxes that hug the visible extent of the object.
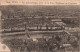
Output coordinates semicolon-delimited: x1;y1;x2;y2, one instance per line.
0;0;80;52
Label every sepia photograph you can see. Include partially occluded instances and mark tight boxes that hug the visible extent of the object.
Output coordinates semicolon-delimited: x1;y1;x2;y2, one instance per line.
0;0;80;52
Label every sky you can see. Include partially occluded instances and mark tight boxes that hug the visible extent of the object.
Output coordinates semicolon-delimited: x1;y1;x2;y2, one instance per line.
0;0;80;5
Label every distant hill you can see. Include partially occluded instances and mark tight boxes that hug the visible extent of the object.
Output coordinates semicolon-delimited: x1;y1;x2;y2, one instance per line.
0;5;80;19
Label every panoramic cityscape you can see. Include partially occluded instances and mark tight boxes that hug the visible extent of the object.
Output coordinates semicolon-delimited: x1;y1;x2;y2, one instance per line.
0;5;80;52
